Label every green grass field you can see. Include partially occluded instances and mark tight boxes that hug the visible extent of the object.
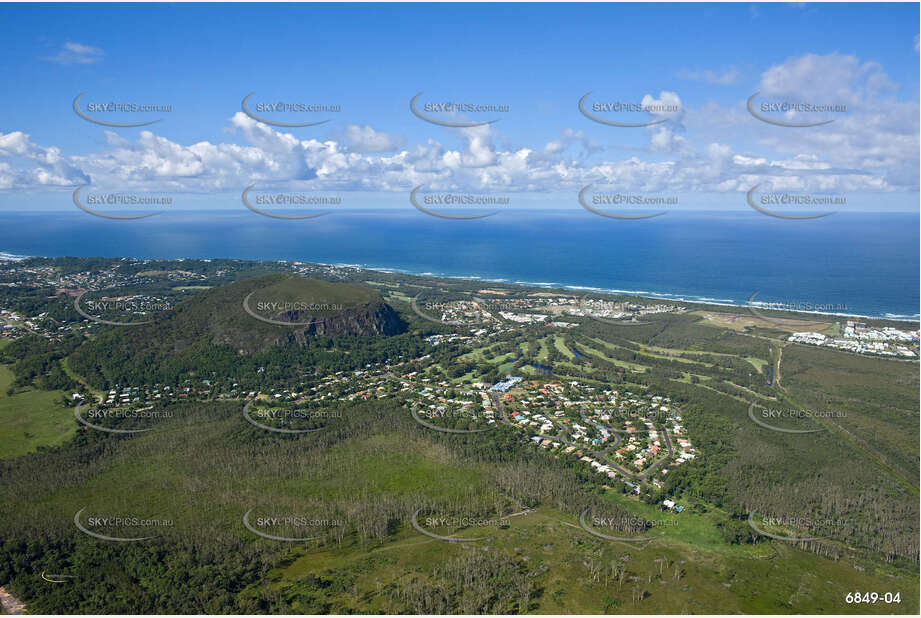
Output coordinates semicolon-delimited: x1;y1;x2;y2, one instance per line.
249;501;918;614
0;364;75;458
0;269;917;614
3;394;914;614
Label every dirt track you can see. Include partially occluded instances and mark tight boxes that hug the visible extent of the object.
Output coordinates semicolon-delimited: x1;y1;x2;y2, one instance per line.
0;587;26;615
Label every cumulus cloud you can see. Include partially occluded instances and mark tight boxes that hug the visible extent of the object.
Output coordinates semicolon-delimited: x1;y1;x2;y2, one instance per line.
759;52;894;104
0;131;89;188
339;125;406;153
541;129;602;159
42;42;104;65
678;53;917;191
0;52;916;196
3;120;891;196
751;53;917;190
0;117;901;195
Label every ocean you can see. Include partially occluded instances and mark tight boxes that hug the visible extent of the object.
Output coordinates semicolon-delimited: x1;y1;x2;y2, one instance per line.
0;210;917;320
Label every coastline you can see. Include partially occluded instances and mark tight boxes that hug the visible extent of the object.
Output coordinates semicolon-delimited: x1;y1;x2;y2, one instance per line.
3;251;917;324
345;262;921;324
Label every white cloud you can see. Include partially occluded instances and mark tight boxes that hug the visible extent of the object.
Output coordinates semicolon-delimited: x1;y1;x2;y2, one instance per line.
339;125;406;153
0;117;901;195
539;129;602;161
0;53;916;196
0;131;88;187
759;52;894;104
752;53;917;189
42;42;104;65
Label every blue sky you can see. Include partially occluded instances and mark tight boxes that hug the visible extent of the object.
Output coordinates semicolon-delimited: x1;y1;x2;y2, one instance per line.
0;2;918;212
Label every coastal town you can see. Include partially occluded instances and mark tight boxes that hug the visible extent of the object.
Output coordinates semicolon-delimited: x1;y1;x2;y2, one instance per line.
2;256;916;361
788;320;918;358
0;256;914;499
414;294;687;328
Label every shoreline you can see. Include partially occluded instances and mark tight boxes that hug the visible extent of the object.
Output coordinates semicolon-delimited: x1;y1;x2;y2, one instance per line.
344;262;920;325
2;252;917;325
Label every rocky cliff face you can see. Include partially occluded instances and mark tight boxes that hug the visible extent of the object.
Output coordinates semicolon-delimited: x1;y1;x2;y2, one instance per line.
208;298;408;355
269;301;407;346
